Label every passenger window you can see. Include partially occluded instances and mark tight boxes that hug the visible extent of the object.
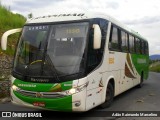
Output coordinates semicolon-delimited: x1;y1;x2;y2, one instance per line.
129;35;135;53
145;42;149;54
121;31;128;52
135;38;141;54
141;40;145;54
109;26;119;51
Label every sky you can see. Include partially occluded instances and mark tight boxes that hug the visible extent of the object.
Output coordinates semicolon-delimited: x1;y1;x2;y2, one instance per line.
1;0;160;55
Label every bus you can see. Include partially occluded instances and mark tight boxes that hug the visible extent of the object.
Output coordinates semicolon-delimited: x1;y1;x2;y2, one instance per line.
1;12;149;112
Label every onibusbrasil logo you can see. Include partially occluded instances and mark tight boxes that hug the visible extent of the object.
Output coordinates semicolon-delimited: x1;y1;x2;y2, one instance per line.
1;112;42;118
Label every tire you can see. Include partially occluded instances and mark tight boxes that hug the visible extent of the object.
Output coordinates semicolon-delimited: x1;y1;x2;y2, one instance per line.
100;82;114;108
137;73;143;88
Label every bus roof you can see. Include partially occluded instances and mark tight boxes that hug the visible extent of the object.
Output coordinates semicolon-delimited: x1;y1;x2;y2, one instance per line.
26;12;147;41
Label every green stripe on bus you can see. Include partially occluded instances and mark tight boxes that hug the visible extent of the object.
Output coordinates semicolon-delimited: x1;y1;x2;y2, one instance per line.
13;79;73;92
131;54;149;79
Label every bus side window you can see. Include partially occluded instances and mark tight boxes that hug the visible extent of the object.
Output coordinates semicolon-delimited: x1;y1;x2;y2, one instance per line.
129;35;135;53
145;41;149;54
141;40;145;54
109;26;120;51
135;38;141;54
121;31;128;52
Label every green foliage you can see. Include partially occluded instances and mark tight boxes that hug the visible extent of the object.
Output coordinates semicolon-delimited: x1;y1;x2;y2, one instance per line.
28;13;33;19
149;59;160;64
149;61;160;73
0;4;26;55
0;5;26;30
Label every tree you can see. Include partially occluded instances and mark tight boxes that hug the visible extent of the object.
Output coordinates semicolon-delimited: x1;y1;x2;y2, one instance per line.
28;13;33;19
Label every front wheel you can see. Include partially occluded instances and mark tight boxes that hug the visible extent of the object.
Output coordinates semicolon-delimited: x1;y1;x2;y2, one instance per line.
137;73;143;88
100;82;114;108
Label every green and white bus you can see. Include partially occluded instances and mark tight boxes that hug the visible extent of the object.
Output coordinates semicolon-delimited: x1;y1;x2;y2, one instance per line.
1;12;149;111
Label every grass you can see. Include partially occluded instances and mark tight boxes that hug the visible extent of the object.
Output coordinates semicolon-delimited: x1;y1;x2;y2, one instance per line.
149;63;160;73
0;4;26;31
0;4;26;56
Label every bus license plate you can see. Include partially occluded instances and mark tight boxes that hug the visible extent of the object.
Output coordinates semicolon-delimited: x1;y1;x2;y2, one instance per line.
33;102;45;107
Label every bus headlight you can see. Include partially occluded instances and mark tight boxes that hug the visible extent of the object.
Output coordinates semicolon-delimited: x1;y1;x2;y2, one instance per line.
65;82;89;95
12;85;20;91
68;88;76;95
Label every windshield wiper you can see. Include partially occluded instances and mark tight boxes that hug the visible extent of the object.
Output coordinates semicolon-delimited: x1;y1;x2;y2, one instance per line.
42;54;60;82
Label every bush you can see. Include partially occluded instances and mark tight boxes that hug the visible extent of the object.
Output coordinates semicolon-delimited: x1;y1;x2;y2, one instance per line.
0;4;26;55
149;64;160;73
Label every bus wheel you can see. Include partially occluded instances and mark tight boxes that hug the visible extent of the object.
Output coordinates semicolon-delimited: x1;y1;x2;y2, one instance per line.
137;73;143;88
100;82;114;108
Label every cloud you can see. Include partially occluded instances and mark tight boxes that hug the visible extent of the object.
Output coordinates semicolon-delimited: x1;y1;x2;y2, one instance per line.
11;0;63;10
124;16;160;25
105;1;119;9
2;0;120;17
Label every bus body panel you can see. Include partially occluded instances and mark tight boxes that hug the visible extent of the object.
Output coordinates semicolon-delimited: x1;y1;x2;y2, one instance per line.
85;70;103;110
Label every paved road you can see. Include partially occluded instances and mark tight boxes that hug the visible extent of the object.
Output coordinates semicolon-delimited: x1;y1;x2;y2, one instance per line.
0;72;160;119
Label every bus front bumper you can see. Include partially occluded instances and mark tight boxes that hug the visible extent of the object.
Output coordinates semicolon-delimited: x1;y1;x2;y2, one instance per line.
11;89;87;112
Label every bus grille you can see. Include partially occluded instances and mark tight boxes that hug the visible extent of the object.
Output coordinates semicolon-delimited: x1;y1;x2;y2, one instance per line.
16;89;66;98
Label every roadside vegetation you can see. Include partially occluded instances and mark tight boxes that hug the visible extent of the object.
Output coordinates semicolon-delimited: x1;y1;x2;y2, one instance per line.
0;3;26;55
0;3;26;100
0;3;26;80
149;60;160;73
0;5;26;93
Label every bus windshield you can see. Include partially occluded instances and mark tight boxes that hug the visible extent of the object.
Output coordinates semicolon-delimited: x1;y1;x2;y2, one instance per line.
13;22;89;81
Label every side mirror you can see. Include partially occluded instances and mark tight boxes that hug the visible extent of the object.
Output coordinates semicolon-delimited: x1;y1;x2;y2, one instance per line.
93;24;101;49
1;28;22;50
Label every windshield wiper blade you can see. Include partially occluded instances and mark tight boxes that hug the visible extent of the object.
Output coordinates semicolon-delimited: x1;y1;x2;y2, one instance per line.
44;55;60;82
